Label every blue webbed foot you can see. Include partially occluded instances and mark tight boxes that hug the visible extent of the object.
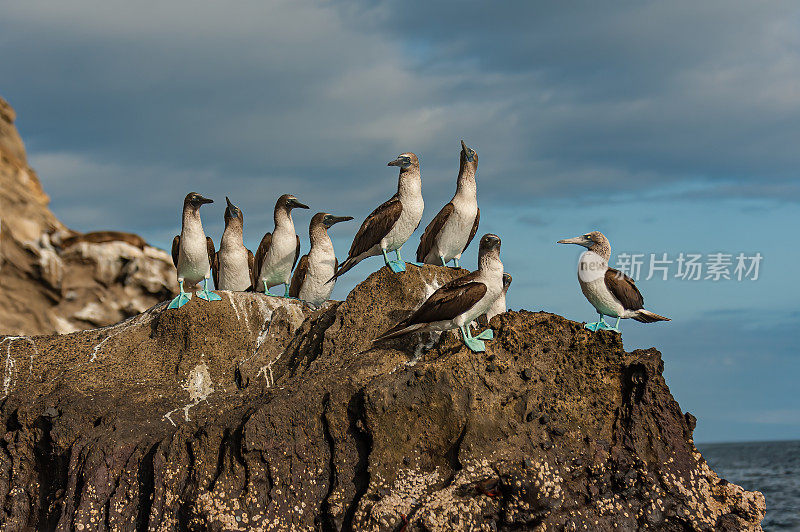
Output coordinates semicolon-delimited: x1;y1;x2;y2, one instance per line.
597;317;621;332
196;278;222;301
168;292;192;309
387;260;406;273
461;325;487;352
282;285;299;299
464;336;486;352
584;321;603;332
474;328;494;340
196;289;222;301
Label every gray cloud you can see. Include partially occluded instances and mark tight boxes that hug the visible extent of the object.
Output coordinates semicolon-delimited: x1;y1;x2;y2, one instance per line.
2;0;800;241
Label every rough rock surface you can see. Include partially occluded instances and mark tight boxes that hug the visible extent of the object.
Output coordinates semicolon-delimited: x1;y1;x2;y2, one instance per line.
0;265;765;530
0;96;175;335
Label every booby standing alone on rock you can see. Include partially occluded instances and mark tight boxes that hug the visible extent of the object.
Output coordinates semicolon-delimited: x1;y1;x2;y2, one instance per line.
212;197;255;291
417;140;480;268
375;233;505;353
485;272;512;322
558;231;670;332
169;192;222;309
255;194;309;297
331;152;424;280
288;212;353;307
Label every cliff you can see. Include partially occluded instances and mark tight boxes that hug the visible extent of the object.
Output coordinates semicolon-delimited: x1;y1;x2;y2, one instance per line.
0;96;175;336
0;265;765;531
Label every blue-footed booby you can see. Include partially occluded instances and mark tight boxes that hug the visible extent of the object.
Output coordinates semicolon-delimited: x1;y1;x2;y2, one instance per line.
485;272;512;322
169;192;221;309
255;194;309;297
330;152;424;280
289;212;353;307
375;233;504;353
417;140;480;267
212;197;255;291
558;231;670;332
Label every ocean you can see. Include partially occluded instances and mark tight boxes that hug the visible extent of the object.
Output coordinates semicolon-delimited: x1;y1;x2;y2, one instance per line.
699;440;800;531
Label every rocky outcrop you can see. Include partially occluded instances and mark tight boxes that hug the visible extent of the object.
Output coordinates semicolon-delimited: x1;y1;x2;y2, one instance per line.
0;265;765;530
0;96;175;335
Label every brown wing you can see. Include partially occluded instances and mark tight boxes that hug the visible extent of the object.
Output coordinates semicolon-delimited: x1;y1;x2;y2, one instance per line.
462;207;480;255
407;276;487;325
211;251;219;288
605;268;644;310
293;234;301;271
416;202;454;262
254;232;272;280
288;254;309;298
348;195;403;258
247;249;256;289
206;236;216;282
171;235;180;268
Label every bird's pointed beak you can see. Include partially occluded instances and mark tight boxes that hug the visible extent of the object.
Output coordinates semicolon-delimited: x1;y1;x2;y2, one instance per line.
461;140;475;162
558;236;589;246
323;215;354;228
387;157;404;167
225;196;234;209
289;199;309;210
198;195;214;205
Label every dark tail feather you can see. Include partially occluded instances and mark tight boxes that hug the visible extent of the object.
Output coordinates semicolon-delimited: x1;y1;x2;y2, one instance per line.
329;256;358;283
415;245;425;264
373;322;426;343
632;309;670;323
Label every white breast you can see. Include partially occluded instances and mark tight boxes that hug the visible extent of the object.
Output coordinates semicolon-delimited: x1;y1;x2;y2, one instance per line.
485;292;506;321
455;267;504;327
177;224;210;286
218;245;251;291
259;225;297;287
299;244;337;306
430;195;477;262
383;193;424;252
577;251;623;317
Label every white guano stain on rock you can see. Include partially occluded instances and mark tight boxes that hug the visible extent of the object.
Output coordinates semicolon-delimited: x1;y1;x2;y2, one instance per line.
164;360;214;426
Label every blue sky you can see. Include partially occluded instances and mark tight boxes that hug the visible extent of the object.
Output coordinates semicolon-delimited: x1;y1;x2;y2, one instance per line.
1;1;798;442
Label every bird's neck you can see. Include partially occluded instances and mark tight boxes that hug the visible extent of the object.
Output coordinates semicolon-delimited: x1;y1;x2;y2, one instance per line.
455;166;476;199
589;242;611;262
221;219;243;246
397;168;422;199
182;208;203;234
310;225;333;252
274;208;294;230
478;252;503;276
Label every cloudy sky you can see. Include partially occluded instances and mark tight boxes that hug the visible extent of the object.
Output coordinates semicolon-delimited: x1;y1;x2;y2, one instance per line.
2;1;798;442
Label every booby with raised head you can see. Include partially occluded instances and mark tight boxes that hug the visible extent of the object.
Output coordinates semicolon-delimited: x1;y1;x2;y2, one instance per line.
485;272;512;322
255;194;309;297
212;197;255;291
417;140;480;268
330;152;424;280
374;233;504;353
169;192;221;309
288;212;353;307
557;231;670;332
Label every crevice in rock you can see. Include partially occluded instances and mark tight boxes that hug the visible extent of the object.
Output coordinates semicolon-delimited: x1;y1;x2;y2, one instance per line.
444;422;467;487
177;437;197;530
318;393;337;532
136;442;158;532
342;390;372;532
231;423;250;498
209;429;231;492
33;415;68;530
